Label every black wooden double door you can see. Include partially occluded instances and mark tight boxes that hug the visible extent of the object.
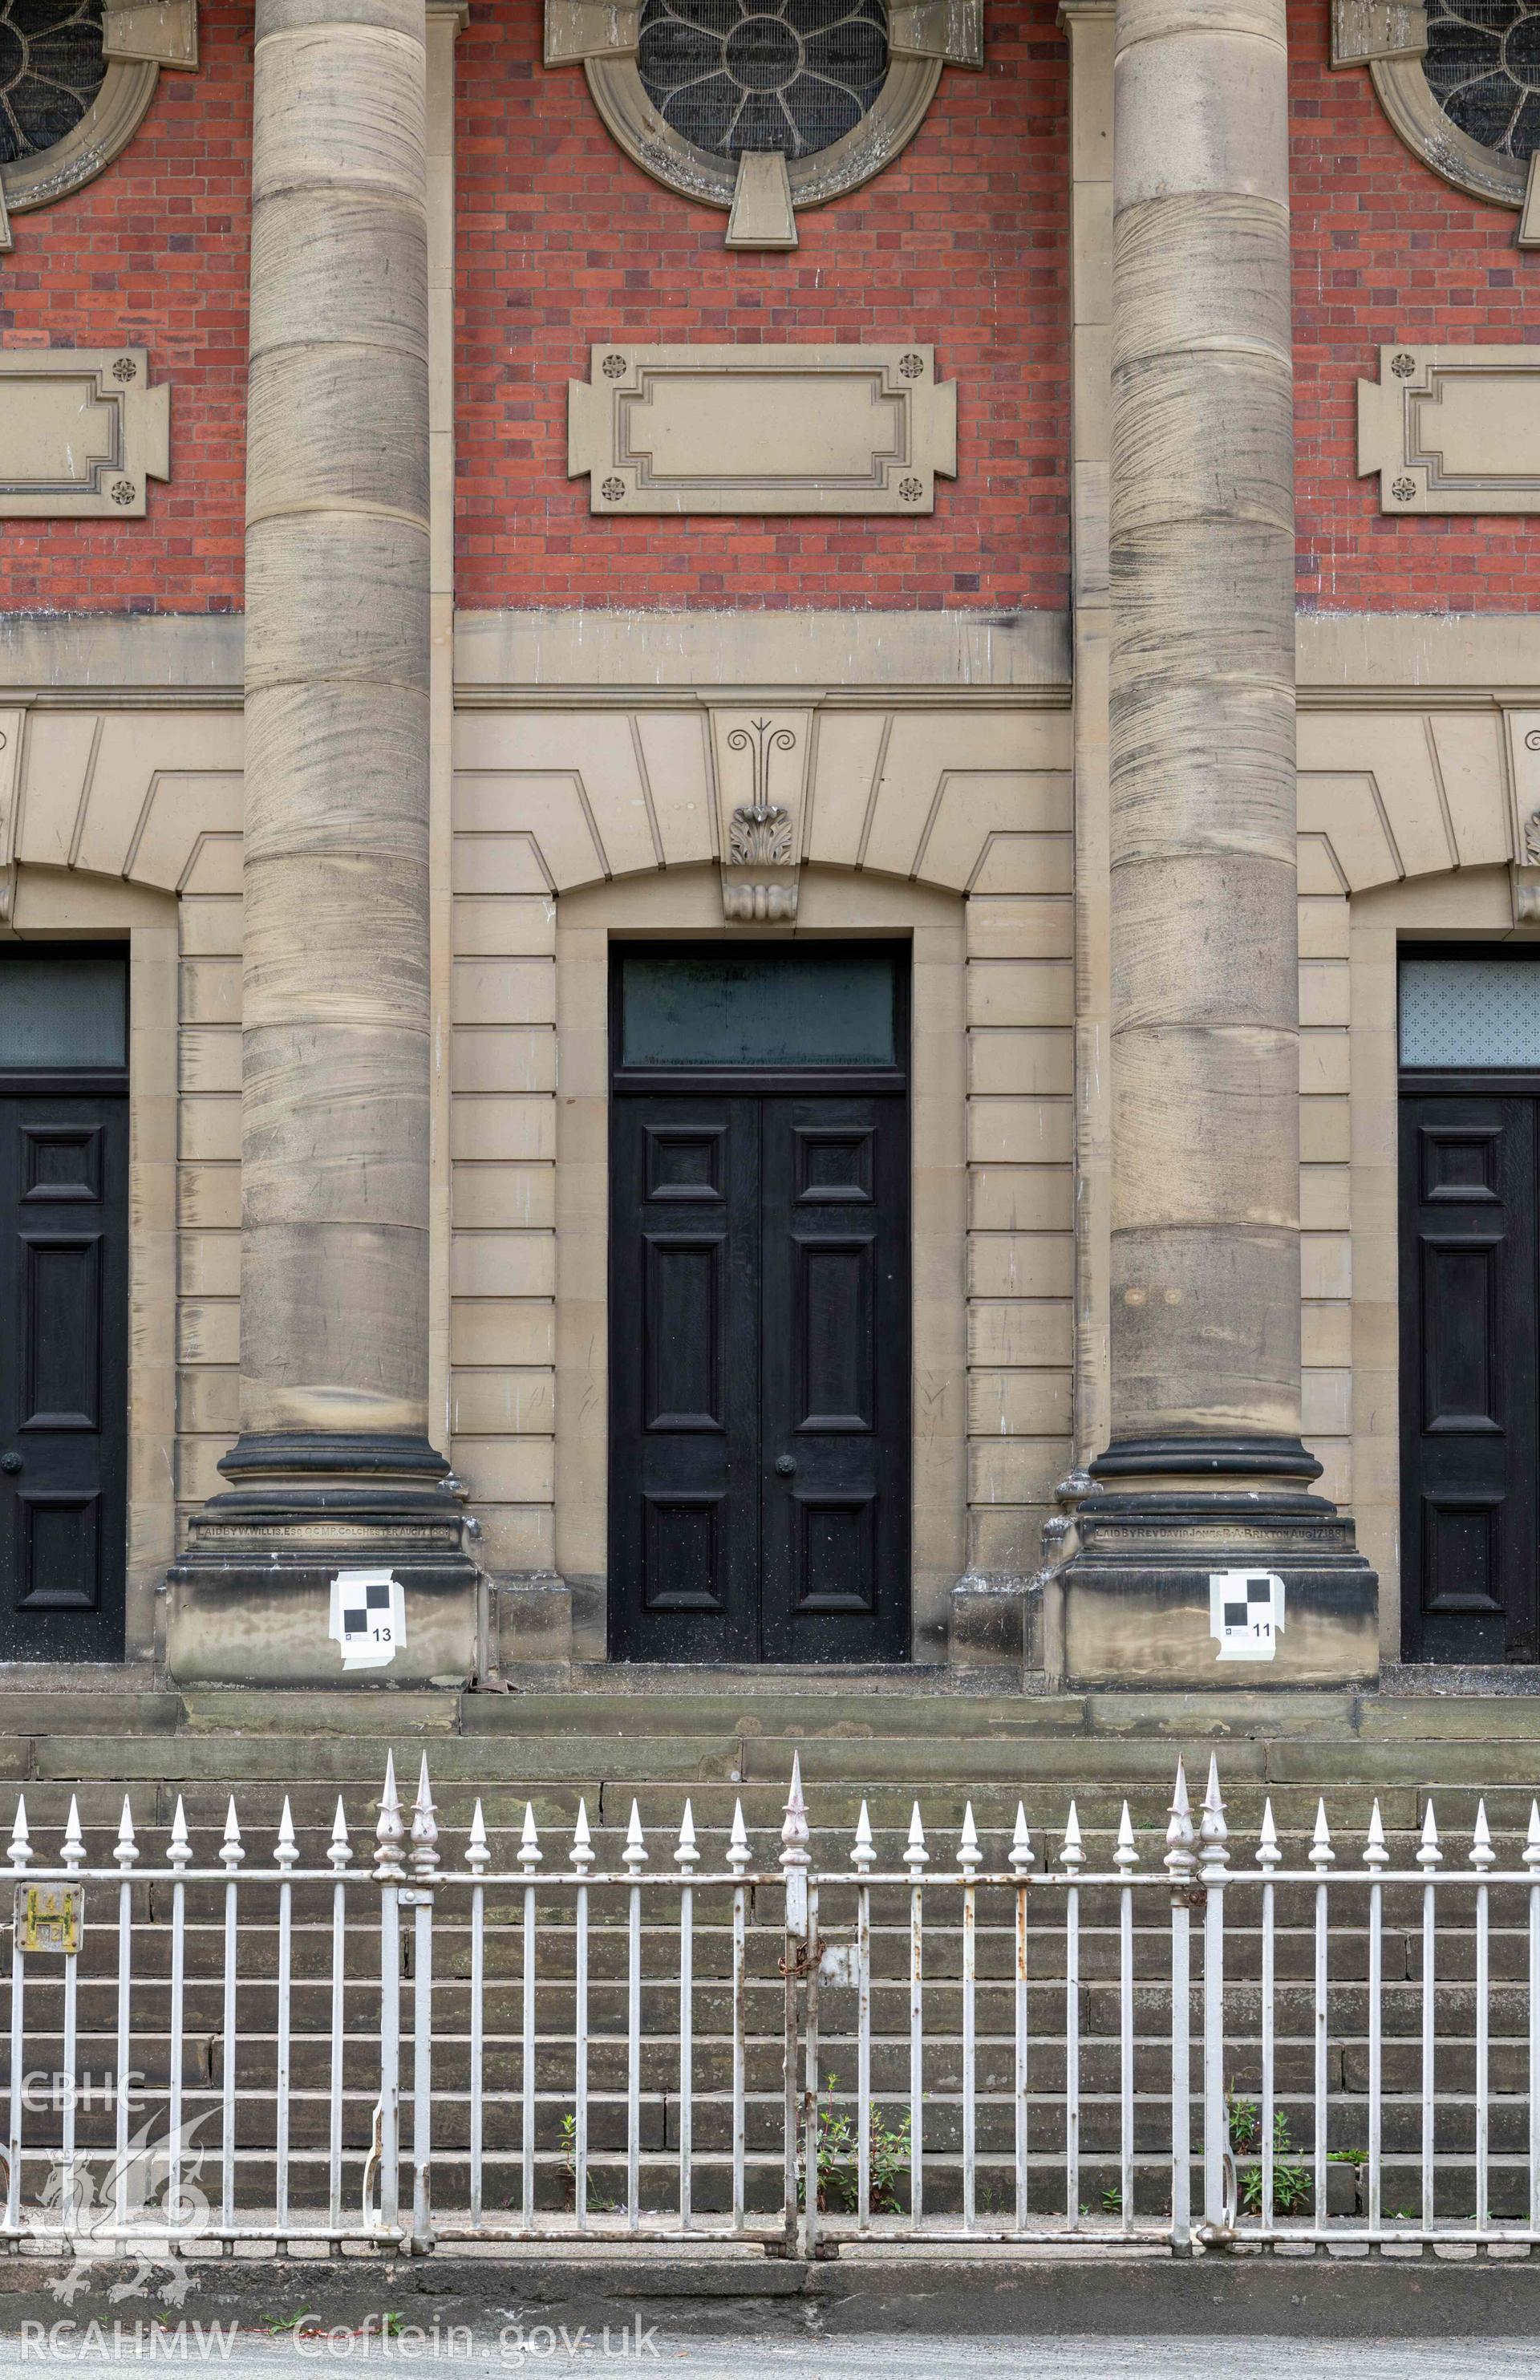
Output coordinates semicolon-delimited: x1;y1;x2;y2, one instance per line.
1400;1085;1540;1661
610;1093;910;1662
0;1091;128;1661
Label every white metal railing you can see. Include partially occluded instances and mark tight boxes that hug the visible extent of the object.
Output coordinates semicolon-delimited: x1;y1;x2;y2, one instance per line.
0;1753;1536;2260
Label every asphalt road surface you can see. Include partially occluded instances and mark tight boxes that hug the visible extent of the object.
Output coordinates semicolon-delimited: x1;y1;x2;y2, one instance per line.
0;2333;1538;2376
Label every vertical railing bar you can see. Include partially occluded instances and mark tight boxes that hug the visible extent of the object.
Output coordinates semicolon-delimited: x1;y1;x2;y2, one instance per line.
468;1807;488;2234
728;1799;749;2240
168;1804;189;2238
573;1806;593;2239
411;1894;434;2247
522;1859;537;2236
961;1810;978;2236
1310;1802;1332;2233
857;1871;871;2232
328;1867;346;2237
906;1814;925;2234
221;1832;240;2233
1011;1808;1030;2236
1418;1803;1440;2235
1366;1802;1387;2240
1199;1765;1228;2241
625;1806;645;2237
1258;1803;1280;2241
677;1805;696;2234
6;1869;24;2237
1065;1876;1080;2229
377;1765;403;2244
731;1871;745;2235
114;1815;135;2237
1166;1765;1195;2253
409;1762;440;2252
1473;1804;1493;2237
780;1768;810;2259
803;1879;820;2261
1115;1806;1136;2235
61;1930;77;2235
275;1806;295;2236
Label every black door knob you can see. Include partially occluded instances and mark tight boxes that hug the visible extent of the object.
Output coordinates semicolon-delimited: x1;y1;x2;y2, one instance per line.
775;1455;796;1477
2;1454;21;1474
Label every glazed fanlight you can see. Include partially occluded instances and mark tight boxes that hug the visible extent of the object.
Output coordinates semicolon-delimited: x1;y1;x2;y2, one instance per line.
636;0;888;160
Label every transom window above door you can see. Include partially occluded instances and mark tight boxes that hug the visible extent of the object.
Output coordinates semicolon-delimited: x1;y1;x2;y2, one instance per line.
1400;951;1540;1068
617;944;900;1072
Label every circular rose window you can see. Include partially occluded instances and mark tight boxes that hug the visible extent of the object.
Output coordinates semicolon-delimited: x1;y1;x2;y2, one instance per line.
572;0;979;240
0;0;176;222
0;0;107;163
1422;0;1540;159
636;0;890;160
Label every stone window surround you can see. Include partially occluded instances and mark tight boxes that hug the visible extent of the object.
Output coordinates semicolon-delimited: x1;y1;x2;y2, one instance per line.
551;866;969;1668
0;874;176;1672
1346;866;1540;1662
1;0;199;238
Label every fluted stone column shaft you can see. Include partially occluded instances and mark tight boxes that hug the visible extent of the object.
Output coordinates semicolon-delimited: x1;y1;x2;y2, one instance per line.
1107;0;1300;1457
241;0;432;1449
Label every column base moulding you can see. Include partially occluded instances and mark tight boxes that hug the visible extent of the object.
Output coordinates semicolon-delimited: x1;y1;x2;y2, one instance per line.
166;1431;484;1689
1049;1434;1378;1689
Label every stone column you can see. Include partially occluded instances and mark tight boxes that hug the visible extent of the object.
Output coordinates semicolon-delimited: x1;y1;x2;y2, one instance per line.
1056;0;1376;1685
168;0;480;1684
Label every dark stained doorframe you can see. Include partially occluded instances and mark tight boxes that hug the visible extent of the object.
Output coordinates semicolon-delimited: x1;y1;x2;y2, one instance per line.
0;1078;129;1662
1400;1076;1540;1663
607;947;911;1664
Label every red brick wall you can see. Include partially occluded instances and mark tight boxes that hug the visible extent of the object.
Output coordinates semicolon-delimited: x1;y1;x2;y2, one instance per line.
455;0;1068;613
1292;0;1540;610
2;0;249;613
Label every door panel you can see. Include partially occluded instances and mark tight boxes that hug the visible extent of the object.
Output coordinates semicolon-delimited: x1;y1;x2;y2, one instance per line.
610;1089;909;1661
1400;1093;1537;1661
760;1097;908;1661
0;1095;128;1659
610;1097;759;1660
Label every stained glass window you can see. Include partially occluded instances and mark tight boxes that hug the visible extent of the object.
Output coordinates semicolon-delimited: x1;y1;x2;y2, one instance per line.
1421;0;1540;162
0;0;107;168
637;0;889;160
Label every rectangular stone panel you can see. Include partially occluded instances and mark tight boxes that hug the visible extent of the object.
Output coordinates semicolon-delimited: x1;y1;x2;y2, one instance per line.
568;346;958;515
0;351;169;518
1358;346;1540;513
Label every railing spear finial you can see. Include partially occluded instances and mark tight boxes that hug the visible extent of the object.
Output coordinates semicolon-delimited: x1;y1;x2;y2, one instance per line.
852;1801;874;1876
572;1800;594;1877
411;1755;440;1881
1165;1759;1195;1879
375;1754;404;1882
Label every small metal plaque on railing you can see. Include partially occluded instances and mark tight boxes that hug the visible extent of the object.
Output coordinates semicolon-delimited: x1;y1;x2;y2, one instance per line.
15;1883;82;1954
